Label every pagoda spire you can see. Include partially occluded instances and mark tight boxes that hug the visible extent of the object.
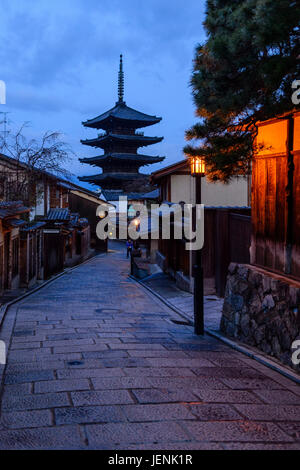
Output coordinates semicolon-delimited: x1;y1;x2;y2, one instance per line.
118;54;124;103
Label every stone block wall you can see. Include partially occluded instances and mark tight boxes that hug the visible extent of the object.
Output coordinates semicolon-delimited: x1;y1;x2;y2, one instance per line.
156;251;167;272
175;271;192;293
221;263;300;372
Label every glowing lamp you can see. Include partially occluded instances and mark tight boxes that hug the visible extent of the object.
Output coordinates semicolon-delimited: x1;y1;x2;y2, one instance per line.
190;157;205;176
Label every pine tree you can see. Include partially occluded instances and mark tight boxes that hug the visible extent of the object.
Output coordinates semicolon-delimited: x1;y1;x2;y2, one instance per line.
184;0;300;181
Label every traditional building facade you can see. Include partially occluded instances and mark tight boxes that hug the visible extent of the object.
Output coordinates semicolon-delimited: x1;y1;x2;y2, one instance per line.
20;221;45;288
151;159;251;207
0;201;30;293
0;152;111;250
0;152;112;295
150;160;251;295
68;186;110;251
221;110;300;371
79;55;165;197
0;153;69;219
43;208;90;279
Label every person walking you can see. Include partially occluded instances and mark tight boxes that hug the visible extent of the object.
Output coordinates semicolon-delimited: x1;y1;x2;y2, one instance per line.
126;239;133;258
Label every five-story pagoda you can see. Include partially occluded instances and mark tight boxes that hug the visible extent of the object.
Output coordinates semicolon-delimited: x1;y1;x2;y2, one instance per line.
79;55;165;194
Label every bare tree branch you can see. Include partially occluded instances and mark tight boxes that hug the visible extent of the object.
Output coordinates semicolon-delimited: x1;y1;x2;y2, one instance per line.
0;122;73;207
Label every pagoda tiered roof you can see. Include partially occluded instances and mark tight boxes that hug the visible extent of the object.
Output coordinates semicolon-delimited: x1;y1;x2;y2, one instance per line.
79;55;165;192
82;101;162;130
79;172;147;185
80;133;163;149
79;153;165;167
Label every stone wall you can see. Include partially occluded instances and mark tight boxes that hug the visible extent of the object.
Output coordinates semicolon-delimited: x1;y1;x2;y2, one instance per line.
155;251;192;293
156;251;167;272
221;263;300;372
175;271;192;293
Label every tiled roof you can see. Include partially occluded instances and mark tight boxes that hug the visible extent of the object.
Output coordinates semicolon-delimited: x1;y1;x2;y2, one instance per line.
79;153;165;166
82;102;161;130
81;133;163;149
46;208;70;221
3;218;27;228
100;189;158;202
78;218;89;227
0;201;30;219
135;188;159;199
79;173;147;184
21;221;46;231
103;191;145;201
100;190;124;201
70;213;79;225
151;159;188;180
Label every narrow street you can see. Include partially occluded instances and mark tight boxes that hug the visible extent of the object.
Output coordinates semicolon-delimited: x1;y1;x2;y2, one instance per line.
0;243;299;450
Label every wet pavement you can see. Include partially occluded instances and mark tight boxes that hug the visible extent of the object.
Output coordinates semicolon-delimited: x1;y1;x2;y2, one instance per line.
141;272;223;331
0;243;299;449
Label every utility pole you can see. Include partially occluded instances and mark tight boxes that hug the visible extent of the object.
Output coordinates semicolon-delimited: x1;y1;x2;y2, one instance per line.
0;111;10;147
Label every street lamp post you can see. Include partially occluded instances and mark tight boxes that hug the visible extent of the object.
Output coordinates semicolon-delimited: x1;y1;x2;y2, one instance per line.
190;157;205;335
130;217;140;276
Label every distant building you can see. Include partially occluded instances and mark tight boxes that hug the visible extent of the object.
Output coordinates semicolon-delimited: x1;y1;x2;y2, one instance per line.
68;186;111;251
79;55;165;195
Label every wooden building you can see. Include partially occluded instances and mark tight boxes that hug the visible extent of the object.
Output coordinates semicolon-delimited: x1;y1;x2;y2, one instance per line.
68;186;109;251
0;152;112;297
221;109;300;370
150;160;251;295
251;110;300;279
151;159;251;207
0;152;111;252
0;153;69;219
0;201;30;293
43;208;90;279
20;221;45;287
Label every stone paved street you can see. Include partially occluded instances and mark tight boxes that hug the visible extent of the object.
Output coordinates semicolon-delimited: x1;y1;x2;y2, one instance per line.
0;244;299;449
141;273;223;331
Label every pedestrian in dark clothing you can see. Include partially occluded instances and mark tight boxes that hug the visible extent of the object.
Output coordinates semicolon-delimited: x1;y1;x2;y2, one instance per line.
126;239;133;258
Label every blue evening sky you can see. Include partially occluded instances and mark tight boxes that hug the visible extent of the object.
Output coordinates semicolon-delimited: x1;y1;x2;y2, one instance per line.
0;0;206;189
